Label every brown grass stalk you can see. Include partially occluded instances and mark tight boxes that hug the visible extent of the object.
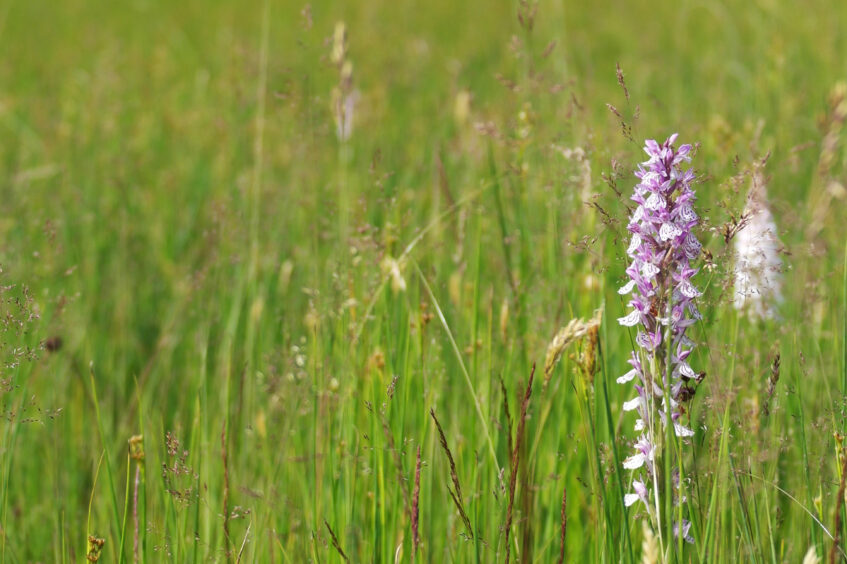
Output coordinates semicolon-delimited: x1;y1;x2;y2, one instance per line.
381;414;412;519
430;408;473;538
412;445;422;557
762;350;780;417
499;374;514;463
557;487;567;564
133;465;141;562
222;421;232;562
324;520;350;563
504;363;535;564
128;434;144;564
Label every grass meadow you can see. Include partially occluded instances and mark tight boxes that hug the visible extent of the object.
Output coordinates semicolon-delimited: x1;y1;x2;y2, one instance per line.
1;0;847;561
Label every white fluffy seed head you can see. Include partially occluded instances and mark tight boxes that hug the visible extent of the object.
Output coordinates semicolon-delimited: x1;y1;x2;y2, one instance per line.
733;173;784;320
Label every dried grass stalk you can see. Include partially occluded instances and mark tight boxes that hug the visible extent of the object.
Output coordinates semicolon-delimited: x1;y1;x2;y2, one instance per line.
430;408;473;538
505;363;535;564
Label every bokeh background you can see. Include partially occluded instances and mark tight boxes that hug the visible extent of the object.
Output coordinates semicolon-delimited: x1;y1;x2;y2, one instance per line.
1;0;846;561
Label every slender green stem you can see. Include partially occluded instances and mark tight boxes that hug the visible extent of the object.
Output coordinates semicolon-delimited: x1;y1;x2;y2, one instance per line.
413;260;501;478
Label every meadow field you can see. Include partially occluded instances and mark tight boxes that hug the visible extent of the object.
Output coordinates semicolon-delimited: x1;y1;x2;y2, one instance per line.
1;0;847;561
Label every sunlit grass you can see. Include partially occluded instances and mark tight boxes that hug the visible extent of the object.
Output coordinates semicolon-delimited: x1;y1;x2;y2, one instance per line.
0;0;846;561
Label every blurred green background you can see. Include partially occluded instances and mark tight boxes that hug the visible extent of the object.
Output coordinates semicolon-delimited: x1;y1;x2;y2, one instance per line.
1;0;846;561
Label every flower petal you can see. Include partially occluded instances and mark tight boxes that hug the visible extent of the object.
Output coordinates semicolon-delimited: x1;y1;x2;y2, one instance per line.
641;262;660;280
618;309;641;327
616;368;638;384
626;233;642;255
644;139;660;156
659;222;683;241
623;453;646;469
683;233;701;259
674;423;695;438
674;520;694;544
618;280;637;295
645;192;667;211
677;362;697;380
636;331;660;351
676;204;697;223
622;397;642;412
678;280;702;299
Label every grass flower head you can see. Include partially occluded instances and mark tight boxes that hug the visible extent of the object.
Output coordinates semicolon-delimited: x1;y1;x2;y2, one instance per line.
733;171;784;320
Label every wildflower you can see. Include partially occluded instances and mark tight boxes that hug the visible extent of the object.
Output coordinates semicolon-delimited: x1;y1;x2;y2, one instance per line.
733;171;783;320
618;134;703;544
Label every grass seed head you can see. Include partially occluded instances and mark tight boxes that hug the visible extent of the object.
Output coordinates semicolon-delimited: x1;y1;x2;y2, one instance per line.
128;434;144;461
733;169;784;320
543;309;602;388
640;521;658;564
803;546;820;564
86;535;105;562
380;256;407;293
330;22;347;65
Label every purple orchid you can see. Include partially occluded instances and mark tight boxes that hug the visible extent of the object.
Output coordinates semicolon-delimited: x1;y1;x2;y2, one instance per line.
617;134;703;544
